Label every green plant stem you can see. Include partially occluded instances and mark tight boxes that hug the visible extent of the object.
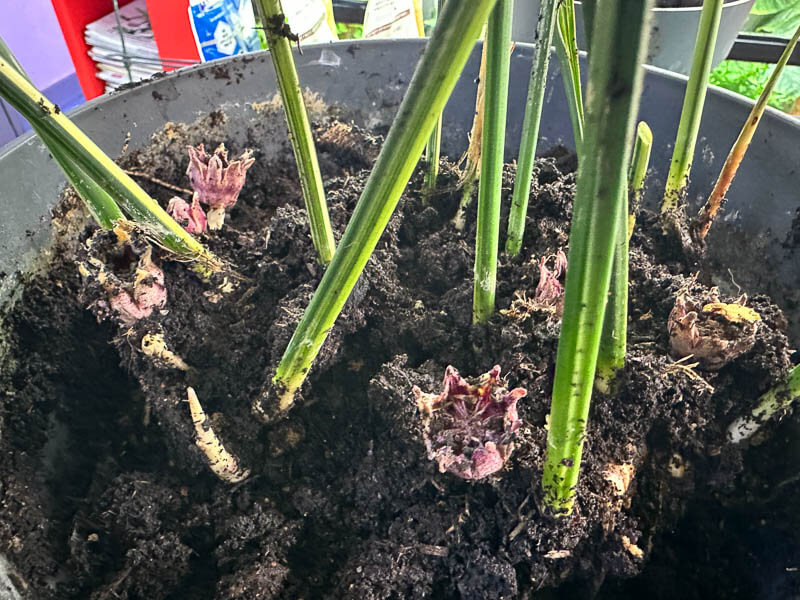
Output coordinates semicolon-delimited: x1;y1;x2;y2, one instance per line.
628;121;653;239
661;0;723;216
595;123;653;392
505;0;558;256
595;189;628;393
453;36;488;231
582;0;596;52
542;0;652;515
0;38;124;230
423;0;446;194
554;0;584;151
270;0;501;413
695;23;800;243
424;105;443;194
729;364;800;444
253;0;336;265
0;58;217;266
473;0;513;323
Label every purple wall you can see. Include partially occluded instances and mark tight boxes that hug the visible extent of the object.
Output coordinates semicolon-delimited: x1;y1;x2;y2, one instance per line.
1;0;75;89
1;0;81;148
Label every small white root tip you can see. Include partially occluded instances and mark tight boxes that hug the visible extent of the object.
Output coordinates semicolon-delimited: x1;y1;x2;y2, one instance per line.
727;416;760;445
186;387;250;483
141;333;189;370
206;207;226;231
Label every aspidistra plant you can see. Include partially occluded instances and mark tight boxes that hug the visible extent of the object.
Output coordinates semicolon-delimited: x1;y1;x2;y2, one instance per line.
264;0;504;418
661;0;723;231
0;39;123;230
542;0;653;515
473;0;513;323
252;0;337;265
0;46;220;269
595;121;653;392
554;0;584;151
505;0;558;256
694;22;800;243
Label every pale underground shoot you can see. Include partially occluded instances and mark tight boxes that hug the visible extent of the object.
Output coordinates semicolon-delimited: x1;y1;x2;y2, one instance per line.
186;387;250;483
413;365;526;480
186;143;255;230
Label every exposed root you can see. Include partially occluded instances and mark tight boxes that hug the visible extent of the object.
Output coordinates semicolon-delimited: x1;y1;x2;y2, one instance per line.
662;355;715;394
140;333;189;370
186;387;249;483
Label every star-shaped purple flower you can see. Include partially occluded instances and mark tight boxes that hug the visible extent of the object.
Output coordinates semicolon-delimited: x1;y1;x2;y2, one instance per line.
413;366;526;480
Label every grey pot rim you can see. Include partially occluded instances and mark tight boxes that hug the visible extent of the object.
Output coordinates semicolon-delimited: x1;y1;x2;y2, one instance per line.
1;37;794;161
574;0;752;12
652;0;752;13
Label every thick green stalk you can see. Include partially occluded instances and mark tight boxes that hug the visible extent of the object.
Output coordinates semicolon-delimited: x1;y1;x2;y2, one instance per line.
595;123;652;392
452;37;488;231
582;0;596;52
270;0;500;413
0;38;124;230
729;364;800;444
505;0;558;256
473;0;513;323
423;0;445;194
39;130;124;229
661;0;723;215
695;23;800;243
0;58;217;266
424;105;443;193
554;0;584;150
253;0;336;265
595;188;628;394
542;0;652;515
627;121;653;239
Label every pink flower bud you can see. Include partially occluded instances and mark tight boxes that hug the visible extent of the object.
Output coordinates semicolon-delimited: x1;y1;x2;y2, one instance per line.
413;365;526;480
108;249;167;325
167;195;207;235
533;248;568;315
186;143;255;230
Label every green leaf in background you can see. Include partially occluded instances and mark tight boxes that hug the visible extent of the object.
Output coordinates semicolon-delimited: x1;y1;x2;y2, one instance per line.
750;0;797;16
710;60;800;112
745;0;800;36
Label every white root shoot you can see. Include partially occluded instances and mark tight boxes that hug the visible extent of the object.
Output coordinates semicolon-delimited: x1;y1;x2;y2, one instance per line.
186;387;249;483
141;333;189;370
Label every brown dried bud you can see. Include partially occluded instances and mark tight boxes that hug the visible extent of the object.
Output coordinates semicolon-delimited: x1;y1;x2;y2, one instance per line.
413;365;526;480
668;293;761;370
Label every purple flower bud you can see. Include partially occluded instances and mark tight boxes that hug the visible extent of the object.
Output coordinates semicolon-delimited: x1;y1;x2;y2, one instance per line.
533;248;568;315
186;143;255;230
167;195;207;235
109;249;167;325
413;365;526;480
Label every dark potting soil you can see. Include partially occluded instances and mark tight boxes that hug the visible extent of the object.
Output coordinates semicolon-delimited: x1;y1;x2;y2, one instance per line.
1;106;798;600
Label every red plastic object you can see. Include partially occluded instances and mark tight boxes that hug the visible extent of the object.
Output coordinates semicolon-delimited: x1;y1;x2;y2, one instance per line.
51;0;200;101
51;0;136;100
146;0;201;69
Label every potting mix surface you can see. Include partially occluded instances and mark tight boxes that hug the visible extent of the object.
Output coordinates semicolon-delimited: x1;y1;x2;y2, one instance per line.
1;106;799;599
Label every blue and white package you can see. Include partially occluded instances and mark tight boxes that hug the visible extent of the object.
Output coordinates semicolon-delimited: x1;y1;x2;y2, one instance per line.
189;0;262;62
